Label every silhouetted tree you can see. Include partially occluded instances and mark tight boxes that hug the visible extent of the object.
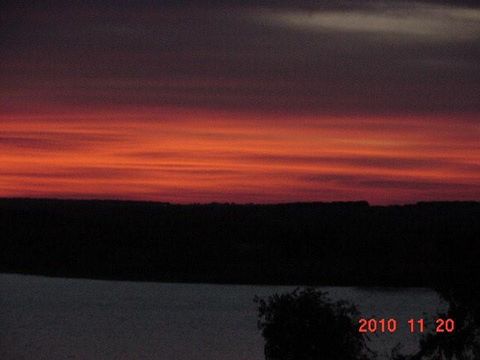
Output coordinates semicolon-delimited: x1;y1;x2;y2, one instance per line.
408;284;480;360
255;288;374;360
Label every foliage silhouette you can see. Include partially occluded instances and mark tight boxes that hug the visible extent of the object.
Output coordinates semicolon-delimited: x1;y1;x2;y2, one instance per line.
255;288;374;360
410;285;480;360
391;281;480;360
1;199;478;287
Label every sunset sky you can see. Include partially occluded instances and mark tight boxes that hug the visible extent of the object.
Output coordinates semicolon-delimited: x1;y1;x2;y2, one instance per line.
1;0;479;204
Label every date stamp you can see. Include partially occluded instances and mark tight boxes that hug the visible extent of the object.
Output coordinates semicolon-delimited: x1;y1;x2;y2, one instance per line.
358;318;455;334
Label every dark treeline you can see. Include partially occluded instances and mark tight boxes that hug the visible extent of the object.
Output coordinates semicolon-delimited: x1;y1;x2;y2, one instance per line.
0;198;478;286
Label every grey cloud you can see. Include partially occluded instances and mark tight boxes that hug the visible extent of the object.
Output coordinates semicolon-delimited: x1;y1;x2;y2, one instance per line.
256;2;480;41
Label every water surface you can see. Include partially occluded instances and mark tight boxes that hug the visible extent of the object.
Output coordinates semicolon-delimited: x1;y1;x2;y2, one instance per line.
0;274;446;359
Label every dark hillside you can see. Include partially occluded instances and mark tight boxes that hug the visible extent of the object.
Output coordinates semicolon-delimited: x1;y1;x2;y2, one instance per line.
0;199;478;286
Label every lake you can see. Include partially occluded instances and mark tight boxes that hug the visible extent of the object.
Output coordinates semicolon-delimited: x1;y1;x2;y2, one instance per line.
0;274;446;359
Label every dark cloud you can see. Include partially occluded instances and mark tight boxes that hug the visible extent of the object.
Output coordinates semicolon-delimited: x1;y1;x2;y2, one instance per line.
303;173;480;192
1;167;140;180
241;153;480;173
358;179;480;191
1;0;479;116
0;136;70;150
0;131;126;151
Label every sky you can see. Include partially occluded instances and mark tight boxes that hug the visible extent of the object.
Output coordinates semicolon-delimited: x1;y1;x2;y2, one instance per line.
1;0;479;204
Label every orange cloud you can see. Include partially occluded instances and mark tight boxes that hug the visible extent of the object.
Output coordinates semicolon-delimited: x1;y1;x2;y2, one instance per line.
1;108;478;204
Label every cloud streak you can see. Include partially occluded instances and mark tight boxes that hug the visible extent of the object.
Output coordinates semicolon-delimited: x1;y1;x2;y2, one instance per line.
258;2;480;41
1;111;478;204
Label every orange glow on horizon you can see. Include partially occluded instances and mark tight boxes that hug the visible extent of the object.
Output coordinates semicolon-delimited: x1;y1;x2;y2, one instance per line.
1;108;479;204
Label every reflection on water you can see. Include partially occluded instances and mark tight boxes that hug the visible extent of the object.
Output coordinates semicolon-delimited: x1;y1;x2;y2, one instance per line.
0;274;446;360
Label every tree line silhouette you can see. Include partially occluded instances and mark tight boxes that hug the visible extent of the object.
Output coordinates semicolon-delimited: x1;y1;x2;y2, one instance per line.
0;198;478;287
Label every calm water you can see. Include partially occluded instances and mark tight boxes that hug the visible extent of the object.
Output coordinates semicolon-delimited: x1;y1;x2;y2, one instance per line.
0;274;446;359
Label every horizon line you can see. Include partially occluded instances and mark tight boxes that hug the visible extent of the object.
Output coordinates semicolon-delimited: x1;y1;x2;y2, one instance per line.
1;196;479;207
